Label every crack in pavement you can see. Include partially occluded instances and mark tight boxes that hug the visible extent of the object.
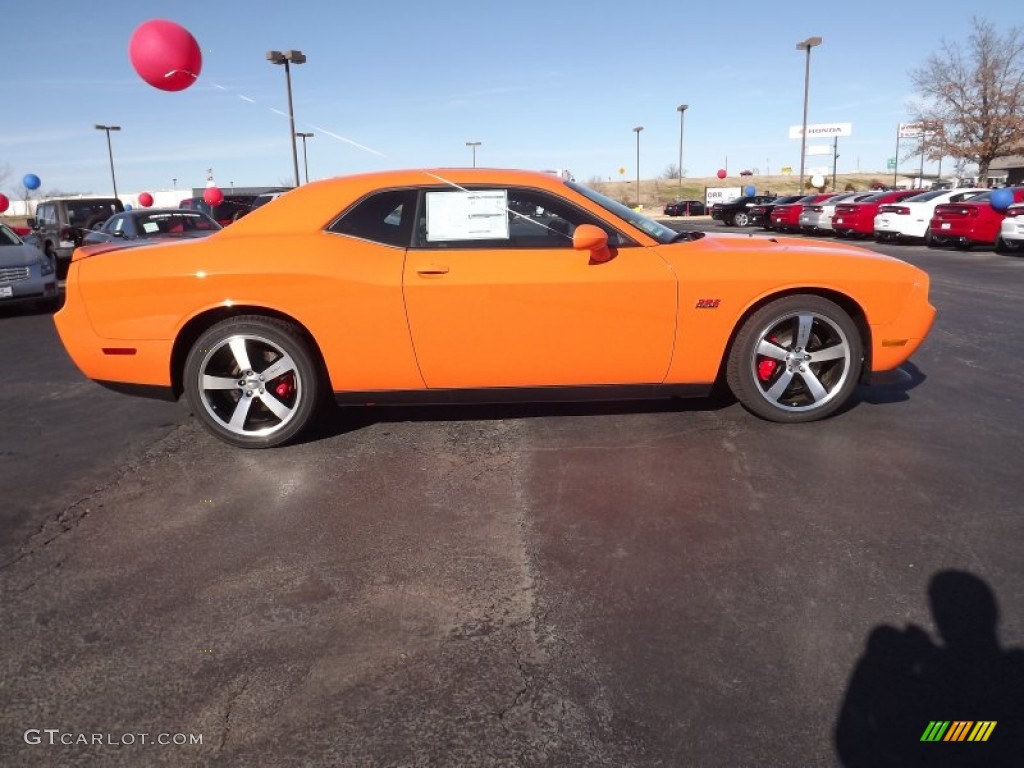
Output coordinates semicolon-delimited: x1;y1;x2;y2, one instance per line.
218;675;252;753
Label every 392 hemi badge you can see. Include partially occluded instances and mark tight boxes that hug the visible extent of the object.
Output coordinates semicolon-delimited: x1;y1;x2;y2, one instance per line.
695;298;721;309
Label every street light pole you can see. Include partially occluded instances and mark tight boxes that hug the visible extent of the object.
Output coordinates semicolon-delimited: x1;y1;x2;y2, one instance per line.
267;49;307;187
677;104;688;188
633;126;643;206
94;124;121;200
795;36;822;192
466;141;481;167
296;132;314;183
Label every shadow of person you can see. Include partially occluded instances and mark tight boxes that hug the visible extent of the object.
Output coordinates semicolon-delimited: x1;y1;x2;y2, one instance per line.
835;570;1024;767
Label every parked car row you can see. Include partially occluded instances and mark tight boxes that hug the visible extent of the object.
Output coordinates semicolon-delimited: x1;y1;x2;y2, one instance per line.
700;187;1024;252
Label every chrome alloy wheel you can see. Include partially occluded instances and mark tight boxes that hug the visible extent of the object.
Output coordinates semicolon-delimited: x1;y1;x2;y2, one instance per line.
196;333;303;438
749;311;852;412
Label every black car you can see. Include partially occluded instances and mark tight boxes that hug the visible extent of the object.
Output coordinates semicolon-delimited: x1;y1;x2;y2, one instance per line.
663;199;707;216
179;195;261;226
82;209;221;245
748;195;805;230
711;195;777;227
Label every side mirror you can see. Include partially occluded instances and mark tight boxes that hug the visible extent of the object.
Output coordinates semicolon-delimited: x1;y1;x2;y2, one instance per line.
27;217;36;228
112;230;124;238
573;224;612;263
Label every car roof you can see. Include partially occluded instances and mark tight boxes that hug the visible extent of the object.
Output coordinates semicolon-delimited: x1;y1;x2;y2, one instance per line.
223;168;588;236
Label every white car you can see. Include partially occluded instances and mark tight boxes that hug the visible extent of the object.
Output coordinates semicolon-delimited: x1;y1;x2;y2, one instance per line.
996;203;1024;253
874;188;986;243
799;192;872;234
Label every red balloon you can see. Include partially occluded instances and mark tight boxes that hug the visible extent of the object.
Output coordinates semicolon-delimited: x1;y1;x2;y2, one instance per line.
129;19;202;92
717;169;727;179
0;193;9;214
204;186;224;206
138;192;154;207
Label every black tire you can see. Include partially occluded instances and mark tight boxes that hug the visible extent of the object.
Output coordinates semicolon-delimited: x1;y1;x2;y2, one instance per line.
734;211;750;227
726;295;863;423
183;315;323;448
1001;237;1023;255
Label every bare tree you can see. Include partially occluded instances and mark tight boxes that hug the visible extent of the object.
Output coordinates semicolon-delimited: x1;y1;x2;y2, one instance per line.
662;164;681;180
909;18;1024;182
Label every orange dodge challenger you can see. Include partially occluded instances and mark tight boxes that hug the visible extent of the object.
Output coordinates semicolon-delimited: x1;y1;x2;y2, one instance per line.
55;169;935;448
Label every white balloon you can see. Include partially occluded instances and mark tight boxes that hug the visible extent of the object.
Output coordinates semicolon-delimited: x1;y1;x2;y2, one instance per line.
811;173;825;188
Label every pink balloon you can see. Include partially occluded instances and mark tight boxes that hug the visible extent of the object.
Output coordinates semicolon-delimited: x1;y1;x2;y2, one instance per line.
129;19;202;92
0;193;9;213
138;192;154;207
203;186;224;206
717;169;727;179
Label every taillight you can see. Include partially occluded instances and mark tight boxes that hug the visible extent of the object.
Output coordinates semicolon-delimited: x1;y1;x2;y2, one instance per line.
879;205;910;215
1004;208;1022;218
60;226;75;240
811;206;824;213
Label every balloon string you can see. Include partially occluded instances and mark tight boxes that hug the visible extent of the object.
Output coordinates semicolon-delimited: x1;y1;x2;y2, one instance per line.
165;70;388;159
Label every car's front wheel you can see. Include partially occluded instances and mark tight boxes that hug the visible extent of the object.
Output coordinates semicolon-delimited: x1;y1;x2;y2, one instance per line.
726;295;863;423
734;211;750;227
183;315;323;448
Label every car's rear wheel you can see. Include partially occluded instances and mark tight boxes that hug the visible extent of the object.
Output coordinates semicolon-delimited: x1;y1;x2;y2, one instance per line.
726;295;862;423
995;236;1021;254
184;316;323;448
734;211;750;227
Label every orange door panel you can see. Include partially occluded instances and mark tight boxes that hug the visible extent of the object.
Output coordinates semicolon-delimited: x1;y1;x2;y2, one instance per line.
402;247;677;388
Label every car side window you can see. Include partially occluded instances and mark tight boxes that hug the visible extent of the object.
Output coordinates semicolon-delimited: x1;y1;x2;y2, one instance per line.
327;189;417;247
38;204;57;226
412;187;631;250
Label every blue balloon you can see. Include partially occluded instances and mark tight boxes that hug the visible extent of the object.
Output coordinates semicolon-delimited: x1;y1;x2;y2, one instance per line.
990;187;1013;213
23;173;41;190
744;185;756;196
124;204;133;211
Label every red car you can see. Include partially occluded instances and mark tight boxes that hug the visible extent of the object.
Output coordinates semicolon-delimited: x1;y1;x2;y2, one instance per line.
832;189;921;238
929;187;1024;248
770;193;837;233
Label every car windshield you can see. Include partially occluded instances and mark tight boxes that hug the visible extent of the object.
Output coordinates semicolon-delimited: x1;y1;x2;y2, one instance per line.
0;224;22;246
566;180;678;244
135;212;221;234
905;190;947;202
67;201;120;226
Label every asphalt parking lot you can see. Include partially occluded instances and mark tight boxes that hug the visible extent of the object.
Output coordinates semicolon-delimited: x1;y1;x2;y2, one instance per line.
1;223;1022;767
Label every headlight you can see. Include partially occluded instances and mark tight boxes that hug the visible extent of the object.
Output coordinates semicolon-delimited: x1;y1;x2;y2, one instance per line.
39;255;55;276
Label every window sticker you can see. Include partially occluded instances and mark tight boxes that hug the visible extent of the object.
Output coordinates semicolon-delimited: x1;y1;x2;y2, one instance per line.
426;189;509;241
142;221;160;234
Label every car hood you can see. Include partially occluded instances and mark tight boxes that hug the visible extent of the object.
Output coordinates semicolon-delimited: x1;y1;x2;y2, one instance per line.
0;244;45;268
667;231;911;266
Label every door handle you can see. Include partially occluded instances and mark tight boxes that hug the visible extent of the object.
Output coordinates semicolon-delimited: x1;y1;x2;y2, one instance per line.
416;264;450;276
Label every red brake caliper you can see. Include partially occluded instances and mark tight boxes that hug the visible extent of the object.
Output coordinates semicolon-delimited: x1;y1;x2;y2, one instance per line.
274;374;295;398
758;335;780;381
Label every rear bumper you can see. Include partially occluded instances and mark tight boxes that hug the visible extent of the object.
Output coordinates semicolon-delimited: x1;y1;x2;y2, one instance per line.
929;220;993;243
54;265;175;390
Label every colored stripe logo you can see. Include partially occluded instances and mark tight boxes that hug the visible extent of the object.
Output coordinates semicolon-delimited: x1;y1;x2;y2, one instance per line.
920;721;996;742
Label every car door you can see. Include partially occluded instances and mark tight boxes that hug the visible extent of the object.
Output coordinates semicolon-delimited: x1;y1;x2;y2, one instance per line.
402;185;678;389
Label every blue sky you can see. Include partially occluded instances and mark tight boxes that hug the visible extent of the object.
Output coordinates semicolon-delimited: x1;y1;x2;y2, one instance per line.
1;1;1015;197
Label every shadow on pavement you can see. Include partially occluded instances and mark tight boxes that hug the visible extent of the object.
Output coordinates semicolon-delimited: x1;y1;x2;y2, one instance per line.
856;361;927;406
835;570;1024;767
300;390;736;445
